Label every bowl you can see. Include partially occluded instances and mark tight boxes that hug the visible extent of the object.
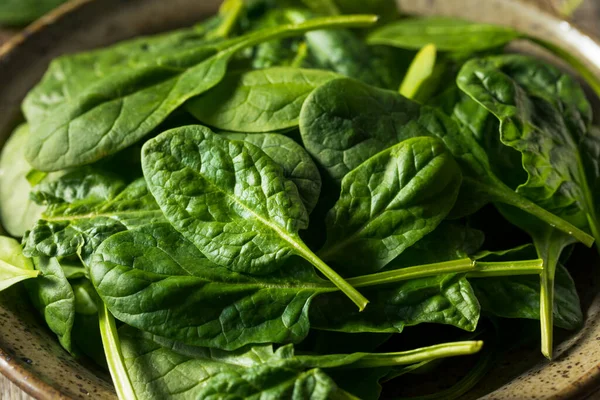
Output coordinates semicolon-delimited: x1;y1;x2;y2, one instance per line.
1;0;600;398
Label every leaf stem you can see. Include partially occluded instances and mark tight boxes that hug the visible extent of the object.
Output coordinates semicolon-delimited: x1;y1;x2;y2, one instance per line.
98;304;137;400
347;258;475;288
467;259;543;278
466;177;594;247
348;341;483;368
297;242;369;311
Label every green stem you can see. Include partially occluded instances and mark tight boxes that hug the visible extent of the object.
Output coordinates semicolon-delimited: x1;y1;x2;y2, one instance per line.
297;242;369;311
348;341;483;368
225;14;378;55
347;258;475;288
98;304;137;400
210;0;245;39
467;177;594;247
467;259;543;278
396;345;495;400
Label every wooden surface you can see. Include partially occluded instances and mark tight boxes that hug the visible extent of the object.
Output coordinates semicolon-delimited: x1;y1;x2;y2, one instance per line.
0;0;599;399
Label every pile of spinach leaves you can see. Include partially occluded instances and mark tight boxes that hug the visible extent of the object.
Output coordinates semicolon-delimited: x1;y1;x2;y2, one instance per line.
0;0;598;398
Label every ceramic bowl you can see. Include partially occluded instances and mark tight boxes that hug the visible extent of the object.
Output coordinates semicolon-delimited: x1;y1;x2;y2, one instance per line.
1;0;600;398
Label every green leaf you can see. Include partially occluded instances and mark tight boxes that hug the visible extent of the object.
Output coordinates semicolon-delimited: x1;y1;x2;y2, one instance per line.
0;0;66;26
91;222;334;350
71;278;105;367
299;77;593;246
142;125;367;310
384;222;484;270
319;137;462;275
25;256;75;352
186;67;339;132
471;261;582;330
0;125;60;237
22;177;164;265
23;15;378;171
0;236;40;290
221;132;322;213
311;274;481;333
119;325;480;399
368;17;521;52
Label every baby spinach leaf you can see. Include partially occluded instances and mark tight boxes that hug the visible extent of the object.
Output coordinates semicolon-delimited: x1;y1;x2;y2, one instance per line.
311;274;480;334
472;261;582;330
120;325;480;400
0;125;62;237
456;54;598;357
23;177;164;265
0;0;66;26
319;137;462;275
368;17;521;52
71;278;105;367
142;125;367;309
186;67;339;132
25;256;75;353
91;222;335;350
300;77;593;246
221;132;322;213
0;236;40;290
23;15;378;172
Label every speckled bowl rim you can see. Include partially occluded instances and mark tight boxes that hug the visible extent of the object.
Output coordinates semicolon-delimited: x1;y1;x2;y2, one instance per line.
0;0;600;399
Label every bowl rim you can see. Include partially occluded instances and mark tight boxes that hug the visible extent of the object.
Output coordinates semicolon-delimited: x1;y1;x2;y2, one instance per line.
1;0;600;399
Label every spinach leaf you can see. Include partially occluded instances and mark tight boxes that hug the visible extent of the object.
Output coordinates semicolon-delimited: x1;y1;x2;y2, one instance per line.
23;15;378;172
299;77;593;246
23;176;164;265
221;132;322;213
120;325;479;400
311;274;480;334
367;17;521;52
186;67;339;132
0;0;66;26
71;278;105;367
0;125;61;237
25;256;75;353
91;222;336;350
0;236;40;290
472;261;582;330
319;137;462;275
91;223;485;350
142;125;368;309
456;54;597;357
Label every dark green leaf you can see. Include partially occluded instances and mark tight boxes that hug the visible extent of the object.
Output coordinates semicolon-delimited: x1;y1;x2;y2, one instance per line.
25;256;75;352
221;132;322;213
319;137;462;275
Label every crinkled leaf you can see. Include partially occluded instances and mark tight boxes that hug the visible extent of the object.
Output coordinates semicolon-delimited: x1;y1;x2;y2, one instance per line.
91;222;333;350
186;67;339;132
23;177;164;264
221;132;322;213
319;137;462;275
